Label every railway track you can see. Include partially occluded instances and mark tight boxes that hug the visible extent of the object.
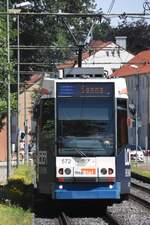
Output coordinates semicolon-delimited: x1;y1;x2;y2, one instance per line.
131;181;150;194
58;211;121;225
102;212;120;225
34;177;150;225
131;172;150;184
34;212;121;225
130;193;150;209
130;179;150;209
58;212;72;225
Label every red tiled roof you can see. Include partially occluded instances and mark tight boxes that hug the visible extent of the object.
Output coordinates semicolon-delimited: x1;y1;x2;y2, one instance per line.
113;50;150;77
58;40;112;69
25;74;42;88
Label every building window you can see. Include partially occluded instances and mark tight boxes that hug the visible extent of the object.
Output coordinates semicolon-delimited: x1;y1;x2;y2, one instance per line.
106;51;109;57
111;50;115;57
112;68;117;73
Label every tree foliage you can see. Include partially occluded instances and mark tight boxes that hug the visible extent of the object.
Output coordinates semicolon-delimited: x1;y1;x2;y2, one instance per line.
93;20;113;41
0;3;17;126
1;0;149;126
113;19;150;54
9;0;96;74
93;18;150;54
0;0;96;126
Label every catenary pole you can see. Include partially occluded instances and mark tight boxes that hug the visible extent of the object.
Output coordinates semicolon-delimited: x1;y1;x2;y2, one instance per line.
6;0;11;179
17;14;20;166
24;84;29;164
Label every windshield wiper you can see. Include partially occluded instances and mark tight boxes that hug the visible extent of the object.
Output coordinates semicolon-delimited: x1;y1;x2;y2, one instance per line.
74;148;87;157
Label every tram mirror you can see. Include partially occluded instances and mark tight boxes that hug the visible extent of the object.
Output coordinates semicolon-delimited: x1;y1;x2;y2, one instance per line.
129;103;136;116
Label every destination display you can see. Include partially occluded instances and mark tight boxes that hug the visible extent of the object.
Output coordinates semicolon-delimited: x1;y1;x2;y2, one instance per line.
57;83;114;97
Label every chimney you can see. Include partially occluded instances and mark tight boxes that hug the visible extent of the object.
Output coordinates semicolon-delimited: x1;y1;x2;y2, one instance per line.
115;36;127;49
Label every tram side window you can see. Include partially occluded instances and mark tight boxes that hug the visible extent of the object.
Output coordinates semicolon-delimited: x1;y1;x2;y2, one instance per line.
40;98;55;141
117;99;128;149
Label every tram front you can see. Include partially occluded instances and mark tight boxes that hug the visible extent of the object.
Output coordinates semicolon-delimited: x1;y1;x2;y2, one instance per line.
54;81;119;200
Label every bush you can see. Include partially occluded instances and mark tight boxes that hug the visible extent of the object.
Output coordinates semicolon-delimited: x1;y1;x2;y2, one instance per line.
0;164;35;208
9;164;35;185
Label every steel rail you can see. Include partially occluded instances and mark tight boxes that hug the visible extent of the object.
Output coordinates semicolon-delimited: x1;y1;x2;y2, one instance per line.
129;193;150;209
103;212;120;225
130;182;150;209
131;172;150;184
58;212;72;225
131;182;150;195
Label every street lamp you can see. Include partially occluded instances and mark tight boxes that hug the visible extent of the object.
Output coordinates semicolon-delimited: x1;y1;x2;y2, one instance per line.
13;1;33;165
13;2;34;9
6;1;33;167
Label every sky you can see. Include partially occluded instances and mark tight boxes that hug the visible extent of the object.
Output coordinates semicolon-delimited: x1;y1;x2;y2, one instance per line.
95;0;146;13
95;0;148;26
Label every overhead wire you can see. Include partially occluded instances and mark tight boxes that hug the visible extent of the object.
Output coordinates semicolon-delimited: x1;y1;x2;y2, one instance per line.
143;0;150;13
107;0;116;14
3;10;149;75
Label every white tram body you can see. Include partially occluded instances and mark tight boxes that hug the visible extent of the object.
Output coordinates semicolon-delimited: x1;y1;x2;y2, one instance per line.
36;68;130;204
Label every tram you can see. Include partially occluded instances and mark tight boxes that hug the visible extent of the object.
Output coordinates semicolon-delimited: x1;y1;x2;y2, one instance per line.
35;67;130;205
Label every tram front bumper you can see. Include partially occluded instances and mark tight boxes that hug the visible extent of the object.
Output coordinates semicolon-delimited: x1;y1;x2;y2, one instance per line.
53;182;120;200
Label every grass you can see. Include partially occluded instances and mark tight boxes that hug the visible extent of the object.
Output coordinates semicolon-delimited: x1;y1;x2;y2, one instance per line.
131;162;150;178
0;203;33;225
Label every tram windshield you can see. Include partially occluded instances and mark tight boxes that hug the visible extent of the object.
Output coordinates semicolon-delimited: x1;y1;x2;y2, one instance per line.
57;97;115;156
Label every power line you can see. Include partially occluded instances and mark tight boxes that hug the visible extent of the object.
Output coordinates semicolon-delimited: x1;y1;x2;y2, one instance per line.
107;0;116;14
0;11;149;17
143;0;150;13
10;61;150;66
9;45;77;50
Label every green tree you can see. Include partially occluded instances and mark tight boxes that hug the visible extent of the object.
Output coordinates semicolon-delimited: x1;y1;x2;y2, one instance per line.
93;17;150;54
9;0;96;74
113;19;150;54
0;0;97;127
93;20;113;41
0;3;17;128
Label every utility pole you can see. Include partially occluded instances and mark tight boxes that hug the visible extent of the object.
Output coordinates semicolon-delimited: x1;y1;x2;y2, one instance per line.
147;76;150;149
135;110;138;165
135;74;140;165
78;44;84;67
24;85;29;164
6;0;11;178
17;13;20;166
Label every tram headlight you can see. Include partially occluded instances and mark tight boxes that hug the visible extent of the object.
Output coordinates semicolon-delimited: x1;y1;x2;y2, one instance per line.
59;185;63;189
101;168;107;175
58;168;64;175
108;168;114;175
65;168;71;175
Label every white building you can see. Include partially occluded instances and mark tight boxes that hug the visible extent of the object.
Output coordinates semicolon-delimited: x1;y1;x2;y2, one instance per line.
58;38;134;76
113;50;150;149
